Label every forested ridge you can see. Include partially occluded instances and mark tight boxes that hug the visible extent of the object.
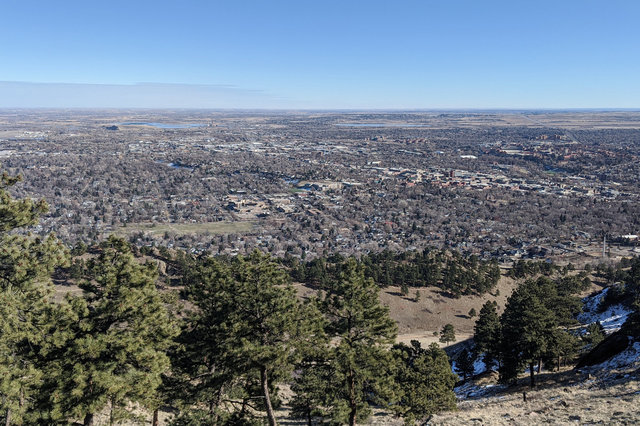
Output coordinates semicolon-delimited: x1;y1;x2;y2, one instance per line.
284;249;501;297
2;170;640;425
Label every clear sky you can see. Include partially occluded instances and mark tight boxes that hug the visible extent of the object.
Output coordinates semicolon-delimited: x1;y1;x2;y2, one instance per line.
1;0;639;109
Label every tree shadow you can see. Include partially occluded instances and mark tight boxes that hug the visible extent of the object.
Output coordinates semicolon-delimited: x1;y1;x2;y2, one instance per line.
434;289;460;299
52;268;75;286
168;277;182;287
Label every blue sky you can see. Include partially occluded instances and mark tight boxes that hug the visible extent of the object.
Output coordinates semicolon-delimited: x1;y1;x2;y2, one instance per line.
1;0;639;109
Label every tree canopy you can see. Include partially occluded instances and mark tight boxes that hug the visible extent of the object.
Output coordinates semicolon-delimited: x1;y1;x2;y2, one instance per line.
42;236;179;425
0;171;68;425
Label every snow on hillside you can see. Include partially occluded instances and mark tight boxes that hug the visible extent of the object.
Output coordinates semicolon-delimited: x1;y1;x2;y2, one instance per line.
578;287;632;333
454;381;506;400
591;340;640;371
451;356;488;378
452;355;500;399
451;286;637;403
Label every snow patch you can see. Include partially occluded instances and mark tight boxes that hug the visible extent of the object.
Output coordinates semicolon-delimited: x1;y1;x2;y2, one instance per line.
581;341;640;371
451;356;488;378
473;357;486;375
578;287;632;333
454;381;506;400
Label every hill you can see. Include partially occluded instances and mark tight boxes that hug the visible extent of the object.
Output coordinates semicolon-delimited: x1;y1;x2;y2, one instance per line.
431;345;640;425
431;284;640;425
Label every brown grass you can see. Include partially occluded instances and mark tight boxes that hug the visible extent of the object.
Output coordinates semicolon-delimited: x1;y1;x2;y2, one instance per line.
431;368;640;425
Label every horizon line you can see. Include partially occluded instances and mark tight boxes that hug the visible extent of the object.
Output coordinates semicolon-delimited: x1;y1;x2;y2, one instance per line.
1;107;640;112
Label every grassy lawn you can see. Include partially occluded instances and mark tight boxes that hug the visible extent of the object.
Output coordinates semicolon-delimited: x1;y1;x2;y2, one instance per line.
117;221;256;236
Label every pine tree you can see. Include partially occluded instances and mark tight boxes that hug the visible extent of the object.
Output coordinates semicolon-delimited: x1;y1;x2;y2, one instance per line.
582;322;605;347
226;250;305;426
321;258;398;426
545;328;580;371
179;250;308;426
498;277;585;387
43;236;178;425
0;171;68;425
289;353;332;425
439;324;456;345
391;341;457;423
473;301;501;369
498;279;557;387
400;283;409;297
621;257;640;337
289;301;331;425
455;348;475;382
170;256;237;423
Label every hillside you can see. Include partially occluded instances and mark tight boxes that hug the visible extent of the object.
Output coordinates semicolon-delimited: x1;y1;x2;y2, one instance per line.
430;285;640;425
381;275;517;346
431;346;640;425
53;252;638;425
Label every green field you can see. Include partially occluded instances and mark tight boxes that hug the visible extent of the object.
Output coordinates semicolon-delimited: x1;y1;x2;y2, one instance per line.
117;221;256;236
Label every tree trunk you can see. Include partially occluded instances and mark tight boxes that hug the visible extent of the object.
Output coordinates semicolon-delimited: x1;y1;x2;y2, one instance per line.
210;384;224;423
307;408;312;426
538;359;542;375
557;355;561;372
5;408;11;426
109;397;115;426
83;413;94;426
260;366;278;426
529;362;535;388
207;363;218;414
152;409;159;426
349;367;357;426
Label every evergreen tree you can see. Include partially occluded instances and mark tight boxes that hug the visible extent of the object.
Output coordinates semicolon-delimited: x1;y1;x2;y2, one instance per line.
289;301;331;425
290;353;333;425
498;279;558;387
439;324;456;345
545;328;580;371
473;301;501;369
170;256;237;423
321;258;398;425
455;348;475;382
225;251;306;426
400;282;409;297
179;251;308;426
622;257;640;337
498;276;586;386
582;322;605;347
391;341;457;424
43;236;178;425
0;171;68;425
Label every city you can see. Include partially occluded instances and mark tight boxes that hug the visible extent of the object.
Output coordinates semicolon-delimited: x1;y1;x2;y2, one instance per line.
2;109;639;264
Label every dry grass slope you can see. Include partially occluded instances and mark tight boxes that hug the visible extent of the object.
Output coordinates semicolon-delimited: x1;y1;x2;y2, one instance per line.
431;364;640;425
